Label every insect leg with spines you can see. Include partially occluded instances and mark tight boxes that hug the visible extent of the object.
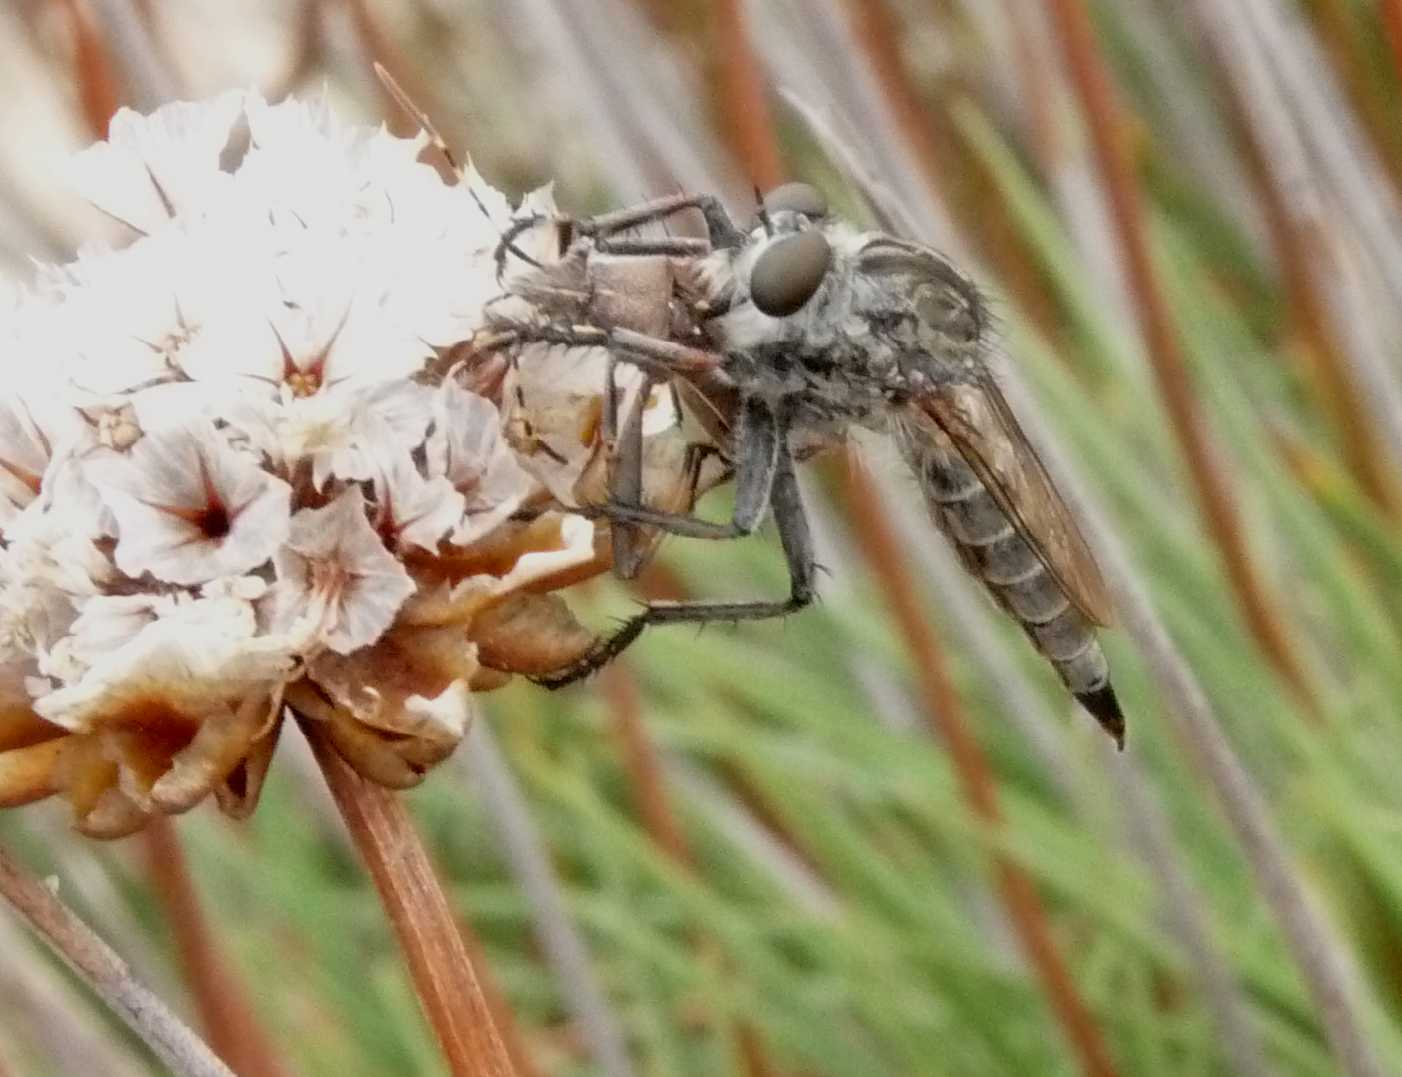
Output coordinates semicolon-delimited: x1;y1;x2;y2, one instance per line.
485;309;818;688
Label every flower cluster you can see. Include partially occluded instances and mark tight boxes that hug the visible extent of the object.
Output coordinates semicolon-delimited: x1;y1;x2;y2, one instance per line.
0;91;681;837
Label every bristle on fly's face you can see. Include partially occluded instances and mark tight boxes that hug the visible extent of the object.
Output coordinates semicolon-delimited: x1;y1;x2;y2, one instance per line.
1075;685;1126;749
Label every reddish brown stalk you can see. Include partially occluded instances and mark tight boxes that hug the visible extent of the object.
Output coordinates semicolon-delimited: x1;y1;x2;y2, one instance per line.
1042;0;1319;717
709;0;786;189
142;817;289;1077
1307;0;1402;194
842;0;945;191
843;450;1119;1077
598;664;785;1077
1384;0;1402;93
599;664;692;868
54;0;123;138
299;717;517;1077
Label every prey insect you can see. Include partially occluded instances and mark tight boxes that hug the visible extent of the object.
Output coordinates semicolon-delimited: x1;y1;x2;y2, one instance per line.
491;184;1126;746
372;66;1124;744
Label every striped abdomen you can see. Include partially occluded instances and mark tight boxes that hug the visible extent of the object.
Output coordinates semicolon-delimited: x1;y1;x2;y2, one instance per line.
900;434;1123;742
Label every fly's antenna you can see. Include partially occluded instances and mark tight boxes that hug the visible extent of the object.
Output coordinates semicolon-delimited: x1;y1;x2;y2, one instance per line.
373;62;541;273
753;184;773;236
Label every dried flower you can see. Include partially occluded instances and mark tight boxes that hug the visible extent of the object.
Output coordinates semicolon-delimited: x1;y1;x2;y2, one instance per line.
0;90;689;837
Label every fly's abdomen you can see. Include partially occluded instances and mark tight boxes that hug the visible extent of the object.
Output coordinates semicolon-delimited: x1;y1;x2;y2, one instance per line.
912;444;1121;741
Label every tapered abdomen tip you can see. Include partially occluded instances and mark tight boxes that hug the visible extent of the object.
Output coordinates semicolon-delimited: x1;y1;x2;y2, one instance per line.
1076;685;1126;749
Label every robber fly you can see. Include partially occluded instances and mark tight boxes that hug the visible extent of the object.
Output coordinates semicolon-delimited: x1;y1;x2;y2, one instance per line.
371;67;1123;745
487;183;1124;746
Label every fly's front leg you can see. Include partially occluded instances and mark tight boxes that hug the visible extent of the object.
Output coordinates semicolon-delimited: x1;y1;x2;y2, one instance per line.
576;192;745;250
600;393;777;541
532;403;818;689
605;356;651;579
495;192;741;276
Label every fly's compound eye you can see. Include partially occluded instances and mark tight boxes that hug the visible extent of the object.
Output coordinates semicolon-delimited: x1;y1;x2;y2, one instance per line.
762;181;829;220
749;231;833;317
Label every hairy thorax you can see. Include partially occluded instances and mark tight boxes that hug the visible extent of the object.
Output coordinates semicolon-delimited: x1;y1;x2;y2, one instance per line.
694;226;980;435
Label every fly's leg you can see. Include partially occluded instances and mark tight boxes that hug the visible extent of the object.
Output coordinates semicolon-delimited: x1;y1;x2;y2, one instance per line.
533;400;818;688
483;322;725;382
495;192;742;274
597;394;776;541
602;362;725;579
604;355;651;579
594;237;711;257
576;193;744;249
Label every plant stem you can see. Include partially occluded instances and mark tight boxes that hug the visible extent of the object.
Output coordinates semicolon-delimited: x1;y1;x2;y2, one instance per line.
299;716;517;1077
0;841;234;1077
143;816;289;1077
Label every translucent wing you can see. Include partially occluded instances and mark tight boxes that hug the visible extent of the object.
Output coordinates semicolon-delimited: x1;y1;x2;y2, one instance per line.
912;373;1114;626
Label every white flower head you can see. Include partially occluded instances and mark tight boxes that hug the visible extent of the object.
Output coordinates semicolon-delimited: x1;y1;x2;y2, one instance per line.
67;91;247;234
0;90;676;830
426;381;534;545
84;421;292;585
62;228;279;398
267;487;416;654
228;379;434;490
371;450;465;555
33;587;297;734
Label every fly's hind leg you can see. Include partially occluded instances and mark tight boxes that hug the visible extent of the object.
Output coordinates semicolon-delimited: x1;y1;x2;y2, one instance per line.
533;405;818;689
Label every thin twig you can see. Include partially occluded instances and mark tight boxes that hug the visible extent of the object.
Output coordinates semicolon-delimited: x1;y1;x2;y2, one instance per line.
843;449;1119;1077
0;842;235;1077
299;717;517;1077
1186;0;1402;516
142;817;289;1077
0;910;149;1077
859;443;1271;1077
1043;0;1319;717
599;664;692;867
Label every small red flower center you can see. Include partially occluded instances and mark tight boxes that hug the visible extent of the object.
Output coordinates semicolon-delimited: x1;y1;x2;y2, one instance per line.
196;502;231;538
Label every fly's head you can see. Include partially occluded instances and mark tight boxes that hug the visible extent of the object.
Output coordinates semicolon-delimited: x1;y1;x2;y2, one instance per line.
698;185;990;417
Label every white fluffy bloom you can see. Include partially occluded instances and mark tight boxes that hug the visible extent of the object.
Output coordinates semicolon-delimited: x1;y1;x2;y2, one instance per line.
67;91;247;234
266;486;416;655
84;421;292;585
0;90;651;834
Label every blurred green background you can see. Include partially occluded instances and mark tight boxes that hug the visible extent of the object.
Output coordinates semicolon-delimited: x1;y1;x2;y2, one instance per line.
6;1;1402;1074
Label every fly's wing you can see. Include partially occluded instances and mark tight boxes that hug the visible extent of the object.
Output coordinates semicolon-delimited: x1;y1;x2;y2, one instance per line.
912;373;1115;626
